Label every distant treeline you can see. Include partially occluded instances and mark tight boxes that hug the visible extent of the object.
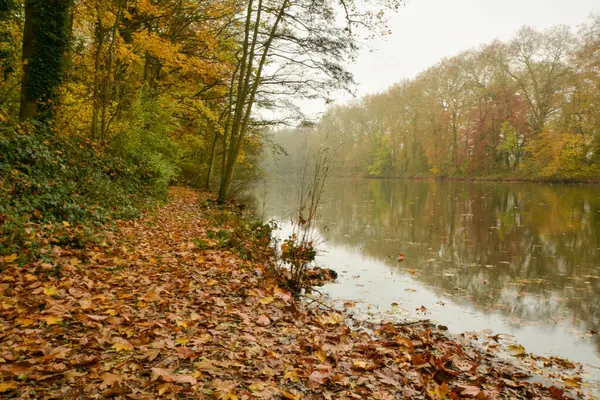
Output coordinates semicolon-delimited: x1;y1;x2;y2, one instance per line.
265;17;600;181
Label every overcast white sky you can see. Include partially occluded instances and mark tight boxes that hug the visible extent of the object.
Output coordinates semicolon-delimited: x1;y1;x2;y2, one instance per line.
300;0;600;117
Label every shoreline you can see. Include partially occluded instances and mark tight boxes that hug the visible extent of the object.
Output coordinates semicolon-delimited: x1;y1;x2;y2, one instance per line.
363;175;600;185
267;173;600;185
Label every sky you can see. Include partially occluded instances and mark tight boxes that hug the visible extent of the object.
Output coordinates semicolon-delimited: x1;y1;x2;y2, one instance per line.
300;0;600;117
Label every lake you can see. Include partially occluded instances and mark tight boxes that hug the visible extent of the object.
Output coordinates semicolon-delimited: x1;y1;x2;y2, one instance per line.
248;178;600;381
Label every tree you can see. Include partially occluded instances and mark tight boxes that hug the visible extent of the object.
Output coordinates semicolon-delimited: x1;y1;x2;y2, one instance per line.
19;0;73;122
269;18;600;181
492;26;574;137
217;0;400;201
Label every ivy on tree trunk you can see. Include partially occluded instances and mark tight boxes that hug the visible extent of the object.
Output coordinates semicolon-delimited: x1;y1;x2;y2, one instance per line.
19;0;72;122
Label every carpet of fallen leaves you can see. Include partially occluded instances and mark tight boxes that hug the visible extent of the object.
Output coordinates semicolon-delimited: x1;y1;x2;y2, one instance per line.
0;187;588;399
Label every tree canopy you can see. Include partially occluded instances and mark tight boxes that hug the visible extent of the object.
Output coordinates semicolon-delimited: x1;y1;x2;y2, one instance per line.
267;18;600;181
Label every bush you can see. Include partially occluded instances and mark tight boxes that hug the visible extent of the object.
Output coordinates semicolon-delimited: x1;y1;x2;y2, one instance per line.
0;122;178;256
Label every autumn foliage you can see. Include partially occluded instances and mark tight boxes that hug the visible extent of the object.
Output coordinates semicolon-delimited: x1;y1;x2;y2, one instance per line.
268;18;600;182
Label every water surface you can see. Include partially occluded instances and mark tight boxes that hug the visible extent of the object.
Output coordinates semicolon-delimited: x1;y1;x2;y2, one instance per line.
250;178;600;377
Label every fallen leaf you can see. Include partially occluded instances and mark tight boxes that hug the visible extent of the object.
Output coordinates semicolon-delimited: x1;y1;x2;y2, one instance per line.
427;381;450;399
460;385;481;397
308;370;329;387
0;381;18;393
194;359;220;375
508;344;526;357
562;376;581;388
317;312;344;325
44;315;63;325
284;370;300;382
177;347;195;359
100;373;125;389
256;315;270;326
16;318;35;327
87;314;108;321
112;341;133;352
3;254;18;263
43;286;59;296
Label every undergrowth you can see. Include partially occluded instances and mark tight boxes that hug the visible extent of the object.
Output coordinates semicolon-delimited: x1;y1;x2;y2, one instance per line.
0;123;177;260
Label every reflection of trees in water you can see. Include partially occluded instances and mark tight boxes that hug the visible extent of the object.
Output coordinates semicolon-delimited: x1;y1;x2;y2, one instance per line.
255;179;600;353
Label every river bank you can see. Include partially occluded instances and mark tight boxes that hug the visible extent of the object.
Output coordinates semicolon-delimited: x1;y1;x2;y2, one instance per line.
0;187;590;398
358;174;600;184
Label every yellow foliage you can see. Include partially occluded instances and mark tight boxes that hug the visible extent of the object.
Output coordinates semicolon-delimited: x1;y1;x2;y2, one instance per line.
526;132;600;178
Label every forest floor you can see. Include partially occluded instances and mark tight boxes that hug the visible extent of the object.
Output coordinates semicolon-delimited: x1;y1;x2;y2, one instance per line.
0;187;592;399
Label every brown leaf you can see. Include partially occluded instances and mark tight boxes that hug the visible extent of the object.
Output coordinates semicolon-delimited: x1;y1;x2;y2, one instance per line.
176;347;195;359
100;373;125;389
460;386;481;397
172;374;197;384
256;314;270;326
151;368;196;385
308;370;329;387
194;359;220;375
87;314;108;321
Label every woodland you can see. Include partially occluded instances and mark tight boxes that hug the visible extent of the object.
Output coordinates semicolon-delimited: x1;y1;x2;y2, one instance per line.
0;0;597;399
267;17;600;181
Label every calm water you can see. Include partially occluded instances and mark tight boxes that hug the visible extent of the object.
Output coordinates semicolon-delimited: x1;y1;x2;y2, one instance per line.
249;178;600;377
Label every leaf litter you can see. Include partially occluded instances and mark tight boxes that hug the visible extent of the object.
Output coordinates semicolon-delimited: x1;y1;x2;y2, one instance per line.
0;187;593;399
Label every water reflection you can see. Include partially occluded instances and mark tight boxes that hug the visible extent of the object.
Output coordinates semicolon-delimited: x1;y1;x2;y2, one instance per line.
249;178;600;368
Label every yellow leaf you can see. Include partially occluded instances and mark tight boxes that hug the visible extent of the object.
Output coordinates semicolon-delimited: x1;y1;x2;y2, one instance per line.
112;341;133;352
0;381;18;393
206;279;218;286
45;315;63;325
314;349;327;362
3;254;17;263
284;370;300;382
352;360;369;369
427;382;450;399
62;221;70;227
43;286;59;296
69;258;81;266
17;318;35;327
562;376;581;388
176;320;188;329
279;389;301;400
248;382;265;392
318;312;344;325
260;296;274;305
156;383;170;395
175;337;189;346
508;344;526;357
2;275;15;282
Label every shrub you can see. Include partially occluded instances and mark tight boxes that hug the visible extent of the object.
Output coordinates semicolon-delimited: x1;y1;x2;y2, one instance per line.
0;122;178;256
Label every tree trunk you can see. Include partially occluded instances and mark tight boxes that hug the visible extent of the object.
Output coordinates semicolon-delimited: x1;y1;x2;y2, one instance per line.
19;0;73;122
218;0;288;202
91;15;103;138
100;0;122;138
205;129;219;190
18;0;35;121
